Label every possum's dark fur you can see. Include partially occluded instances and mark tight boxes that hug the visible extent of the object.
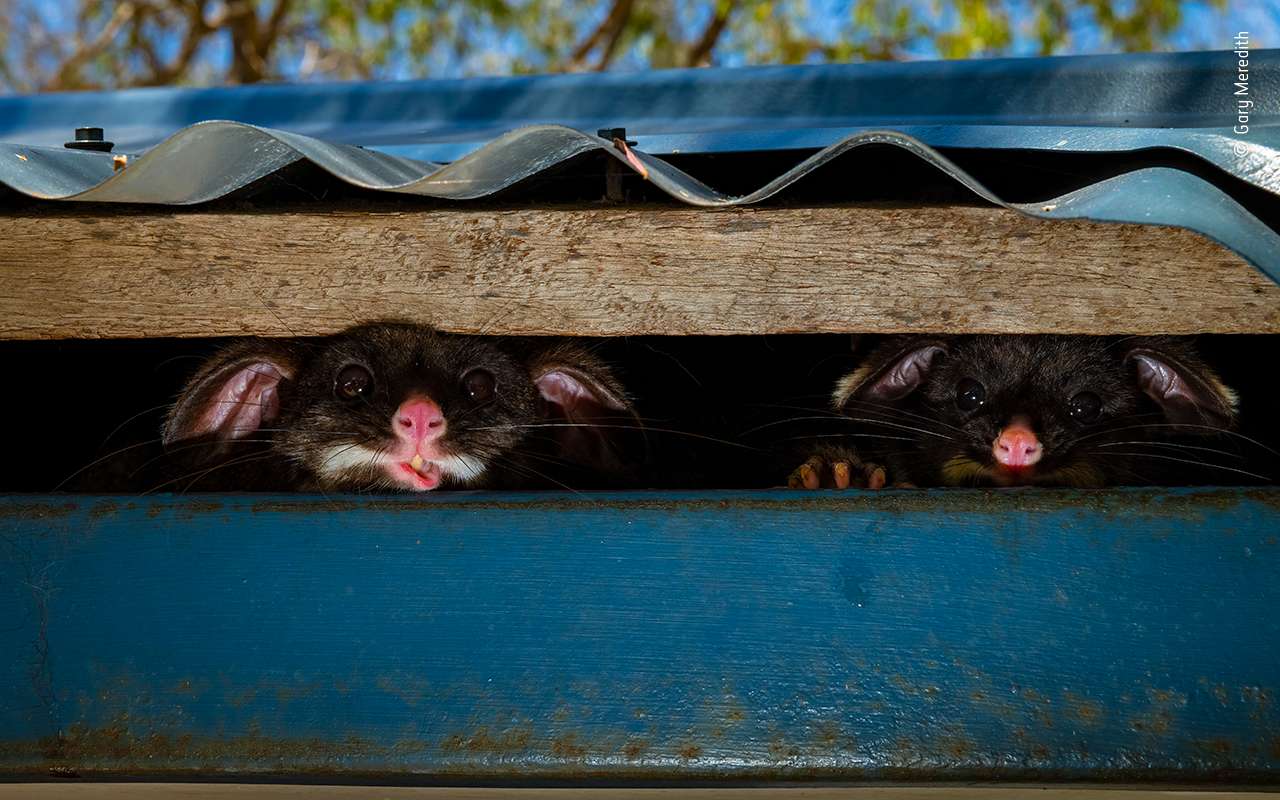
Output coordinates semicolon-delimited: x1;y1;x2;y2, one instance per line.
147;322;641;492
791;335;1252;488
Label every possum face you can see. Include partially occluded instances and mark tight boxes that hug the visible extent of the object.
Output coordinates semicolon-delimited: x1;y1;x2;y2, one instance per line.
914;337;1145;486
833;335;1239;487
273;325;541;490
163;323;635;491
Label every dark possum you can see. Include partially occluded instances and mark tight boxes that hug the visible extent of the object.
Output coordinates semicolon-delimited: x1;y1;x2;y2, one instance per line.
789;335;1258;489
157;322;642;492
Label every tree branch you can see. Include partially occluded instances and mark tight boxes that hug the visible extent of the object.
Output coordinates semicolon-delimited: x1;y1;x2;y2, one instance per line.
129;1;211;85
44;2;136;90
566;0;633;71
685;0;737;66
592;0;635;70
222;0;265;82
159;11;210;82
260;0;293;55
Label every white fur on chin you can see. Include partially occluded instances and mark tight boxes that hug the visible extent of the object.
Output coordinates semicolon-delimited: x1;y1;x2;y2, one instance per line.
316;445;488;487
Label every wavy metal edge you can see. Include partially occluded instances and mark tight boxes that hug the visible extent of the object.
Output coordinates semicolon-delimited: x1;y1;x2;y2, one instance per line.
2;121;1277;285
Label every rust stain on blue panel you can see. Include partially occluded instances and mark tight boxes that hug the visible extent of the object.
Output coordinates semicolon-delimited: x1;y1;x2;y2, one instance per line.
1;488;1279;784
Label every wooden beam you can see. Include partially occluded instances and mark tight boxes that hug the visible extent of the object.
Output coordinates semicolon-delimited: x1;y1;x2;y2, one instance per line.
1;204;1276;339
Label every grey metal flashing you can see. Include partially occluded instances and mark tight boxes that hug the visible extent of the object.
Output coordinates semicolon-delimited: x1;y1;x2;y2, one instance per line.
3;122;1278;284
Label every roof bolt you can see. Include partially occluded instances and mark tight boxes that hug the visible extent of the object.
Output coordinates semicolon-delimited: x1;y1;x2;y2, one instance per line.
598;128;637;203
597;127;636;146
64;127;115;153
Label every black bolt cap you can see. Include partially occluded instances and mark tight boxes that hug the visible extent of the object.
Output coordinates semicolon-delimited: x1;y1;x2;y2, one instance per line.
597;127;637;146
64;127;114;153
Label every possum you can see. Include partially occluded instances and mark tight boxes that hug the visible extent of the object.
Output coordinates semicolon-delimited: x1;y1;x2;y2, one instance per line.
787;335;1259;489
156;322;642;492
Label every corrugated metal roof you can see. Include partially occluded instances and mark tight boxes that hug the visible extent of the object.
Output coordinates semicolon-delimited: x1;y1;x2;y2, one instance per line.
1;50;1277;283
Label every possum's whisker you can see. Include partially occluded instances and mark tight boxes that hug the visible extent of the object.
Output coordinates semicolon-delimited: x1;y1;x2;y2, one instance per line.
741;404;963;438
478;453;593;499
252;428;364;436
56;438;167;491
1073;423;1278;456
360;441;396;479
502;449;580;470
738;413;846;436
639;342;703;387
99;403;175;447
153;353;221;370
317;438;381;475
167;434;365;492
475;298;531;337
1089;451;1271;482
469;422;760;450
250;289;303;338
1101;336;1144;354
143;451;278;495
468;435;580;466
1092;440;1247;460
178;453;280;494
65;425;342;491
837;417;955;441
846;399;970;435
741;403;849;415
1054;414;1173;453
126;437;281;480
776;433;915;443
747;399;967;436
752;393;849;405
738;414;868;436
121;430;360;481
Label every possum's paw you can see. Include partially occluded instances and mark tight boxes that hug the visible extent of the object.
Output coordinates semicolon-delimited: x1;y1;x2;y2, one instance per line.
787;449;887;490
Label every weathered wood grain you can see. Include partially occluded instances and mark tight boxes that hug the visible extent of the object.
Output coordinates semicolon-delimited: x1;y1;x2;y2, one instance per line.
1;204;1276;339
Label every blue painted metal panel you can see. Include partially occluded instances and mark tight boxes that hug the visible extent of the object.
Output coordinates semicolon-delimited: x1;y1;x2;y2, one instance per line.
2;489;1279;783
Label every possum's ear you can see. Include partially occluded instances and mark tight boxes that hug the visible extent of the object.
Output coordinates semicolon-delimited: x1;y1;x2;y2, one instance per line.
1124;339;1237;429
833;338;950;410
528;344;638;471
164;340;301;446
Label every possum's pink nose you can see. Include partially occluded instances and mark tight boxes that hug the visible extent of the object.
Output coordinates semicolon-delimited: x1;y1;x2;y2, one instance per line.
396;397;445;444
994;417;1042;468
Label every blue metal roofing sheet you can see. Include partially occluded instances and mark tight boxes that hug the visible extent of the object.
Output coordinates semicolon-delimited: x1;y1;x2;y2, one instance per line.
0;50;1277;281
1;50;1275;160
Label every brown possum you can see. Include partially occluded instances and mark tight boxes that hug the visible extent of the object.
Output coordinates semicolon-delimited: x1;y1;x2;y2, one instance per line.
157;322;642;492
788;335;1257;489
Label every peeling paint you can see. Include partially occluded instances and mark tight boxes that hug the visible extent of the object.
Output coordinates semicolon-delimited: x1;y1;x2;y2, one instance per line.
440;727;532;754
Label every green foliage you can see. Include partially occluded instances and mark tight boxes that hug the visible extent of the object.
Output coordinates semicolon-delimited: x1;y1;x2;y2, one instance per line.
0;0;1242;93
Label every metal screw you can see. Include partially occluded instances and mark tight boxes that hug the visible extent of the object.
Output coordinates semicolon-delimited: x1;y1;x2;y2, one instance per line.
597;127;636;146
598;127;638;203
64;127;114;153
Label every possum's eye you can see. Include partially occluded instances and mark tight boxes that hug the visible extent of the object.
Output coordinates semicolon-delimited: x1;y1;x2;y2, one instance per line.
955;378;986;411
335;363;373;400
462;368;496;404
1068;391;1102;423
